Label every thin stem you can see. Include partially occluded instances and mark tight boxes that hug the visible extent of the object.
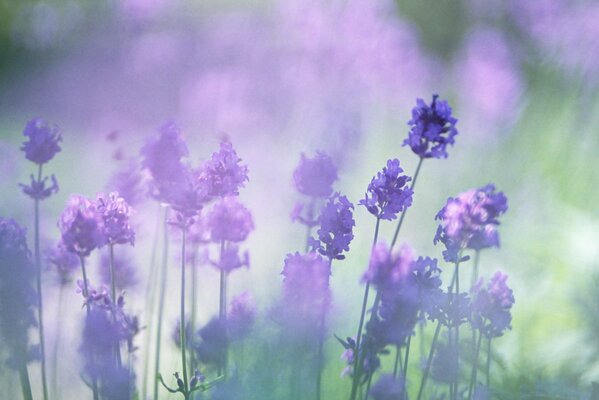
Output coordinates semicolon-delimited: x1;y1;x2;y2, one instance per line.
190;245;199;373
467;330;483;400
180;228;189;392
109;244;122;368
486;338;492;389
392;346;403;379
470;250;480;289
153;208;170;400
80;256;99;400
390;157;424;249
454;262;460;400
142;205;163;400
34;164;49;400
316;257;334;400
402;334;412;392
51;285;65;399
218;240;228;377
416;320;442;400
18;362;33;400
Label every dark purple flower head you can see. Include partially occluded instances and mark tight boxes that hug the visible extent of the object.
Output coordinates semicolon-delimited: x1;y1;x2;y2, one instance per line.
20;117;62;165
20;174;59;200
363;242;414;290
0;218;37;368
434;184;508;262
58;195;104;258
207;197;254;243
293;151;338;198
403;95;458;159
95;192;135;246
470;271;514;338
360;159;413;220
46;241;79;285
199;139;249;198
228;291;256;341
370;374;405;400
210;243;250;273
311;193;355;260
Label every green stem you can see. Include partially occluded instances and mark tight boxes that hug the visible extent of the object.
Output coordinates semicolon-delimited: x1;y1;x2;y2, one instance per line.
18;362;33;400
153;208;170;400
51;285;64;399
79;256;99;400
416;320;442;400
454;262;460;399
190;245;198;373
109;244;122;368
402;334;412;392
390;157;424;250
316;257;333;400
180;228;189;392
486;338;492;389
392;346;403;378
467;330;483;400
218;240;228;377
470;250;480;289
142;205;163;400
34;164;49;400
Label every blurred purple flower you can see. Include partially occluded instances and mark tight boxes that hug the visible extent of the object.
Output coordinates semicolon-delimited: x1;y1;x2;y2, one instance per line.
471;271;515;338
58;195;104;258
431;341;459;384
95;192;135;246
172;318;192;349
194;317;227;367
20;117;61;165
363;242;414;290
370;374;404;400
46;240;79;285
403;95;458;159
199;139;248;198
290;201;320;227
228;291;256;341
207;197;254;243
434;184;508;262
311;193;354;260
360;159;413;221
210;243;250;273
106;159;146;207
20;174;59;200
293;151;338;198
428;291;471;328
99;249;138;291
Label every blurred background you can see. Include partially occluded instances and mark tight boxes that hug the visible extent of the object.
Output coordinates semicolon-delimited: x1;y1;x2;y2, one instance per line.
1;0;598;398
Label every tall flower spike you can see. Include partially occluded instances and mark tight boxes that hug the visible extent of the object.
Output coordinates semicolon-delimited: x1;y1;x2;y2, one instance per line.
434;184;508;262
403;94;458;159
360;159;413;221
20;117;62;165
311;193;355;260
207;197;254;243
95;192;135;246
58;195;104;258
199;139;249;198
293;151;338;198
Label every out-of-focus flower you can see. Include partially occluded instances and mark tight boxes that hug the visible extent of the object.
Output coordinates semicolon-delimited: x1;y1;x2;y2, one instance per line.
95;192;135;246
403;95;458;159
362;242;414;290
431;341;459;384
470;271;515;338
206;197;254;243
228;291;256;341
46;240;79;285
58;195;104;258
210;244;249;273
310;193;354;260
106;159;146;207
0;218;37;368
172;319;193;349
360;159;413;221
100;249;138;290
290;201;320;228
293;151;338;198
428;292;471;328
20;117;61;165
434;184;508;262
194;317;227;367
369;374;404;400
20;174;59;200
199;139;248;198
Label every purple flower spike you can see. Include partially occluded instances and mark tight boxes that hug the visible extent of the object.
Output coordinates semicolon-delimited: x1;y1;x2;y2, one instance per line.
47;241;79;285
199;139;249;198
471;271;515;338
20;174;59;200
360;159;413;221
207;197;254;243
363;242;414;290
403;95;458;159
434;184;508;262
58;195;104;258
21;117;62;165
311;193;355;260
95;192;135;246
293;151;338;198
210;243;250;272
228;291;256;341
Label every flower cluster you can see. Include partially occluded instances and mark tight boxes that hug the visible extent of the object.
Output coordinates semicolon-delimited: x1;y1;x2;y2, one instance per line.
58;195;105;258
360;159;413;221
470;271;515;338
20;117;62;165
206;197;254;243
293;151;338;198
199;139;249;198
403;94;458;159
95;192;135;246
310;193;355;260
362;242;414;290
20;174;59;200
434;184;508;262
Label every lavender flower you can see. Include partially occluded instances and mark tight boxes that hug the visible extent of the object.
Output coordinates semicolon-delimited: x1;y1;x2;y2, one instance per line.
0;218;37;368
403;95;458;159
434;184;508;262
293;151;338;198
362;242;414;291
360;159;413;220
427;291;471;329
20;117;62;165
194;317;227;367
106;159;146;207
199;139;249;198
207;197;254;243
46;241;79;285
311;193;355;260
431;341;459;384
95;192;135;246
228;291;256;341
210;244;250;272
370;374;404;400
470;271;515;338
20;174;59;200
58;195;104;258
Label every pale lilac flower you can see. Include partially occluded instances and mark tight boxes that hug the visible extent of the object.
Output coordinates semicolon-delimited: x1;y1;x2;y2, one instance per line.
106;159;146;207
207;197;254;243
370;374;404;400
360;159;413;220
20;117;61;165
228;291;256;341
310;193;354;260
199;139;248;198
58;195;104;258
95;192;135;246
403;95;458;159
470;271;515;338
293;151;338;198
362;242;414;290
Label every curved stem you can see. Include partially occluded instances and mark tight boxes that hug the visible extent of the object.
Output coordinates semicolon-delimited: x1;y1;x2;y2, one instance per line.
180;228;189;392
153;209;170;400
34;164;49;400
390;157;424;250
416;320;442;400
